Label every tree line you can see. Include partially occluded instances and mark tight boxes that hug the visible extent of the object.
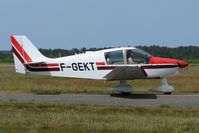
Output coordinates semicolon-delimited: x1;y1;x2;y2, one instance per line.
0;45;199;63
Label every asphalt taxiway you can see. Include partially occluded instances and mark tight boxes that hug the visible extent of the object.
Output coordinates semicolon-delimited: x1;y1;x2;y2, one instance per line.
0;93;199;107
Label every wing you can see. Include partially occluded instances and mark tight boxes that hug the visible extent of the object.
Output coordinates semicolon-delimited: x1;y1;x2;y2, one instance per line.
104;65;147;81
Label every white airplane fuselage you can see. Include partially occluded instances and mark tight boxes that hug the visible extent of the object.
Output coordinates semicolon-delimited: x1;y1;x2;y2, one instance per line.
26;50;179;80
11;35;189;94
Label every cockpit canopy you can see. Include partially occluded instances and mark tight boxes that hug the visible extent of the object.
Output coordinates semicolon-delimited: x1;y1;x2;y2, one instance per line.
104;48;152;65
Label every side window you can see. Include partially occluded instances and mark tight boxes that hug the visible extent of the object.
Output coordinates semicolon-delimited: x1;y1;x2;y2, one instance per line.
105;50;124;64
126;49;151;64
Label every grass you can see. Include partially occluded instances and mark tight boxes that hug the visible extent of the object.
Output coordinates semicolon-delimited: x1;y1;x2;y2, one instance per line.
0;64;198;94
0;102;198;133
0;64;198;133
184;59;199;64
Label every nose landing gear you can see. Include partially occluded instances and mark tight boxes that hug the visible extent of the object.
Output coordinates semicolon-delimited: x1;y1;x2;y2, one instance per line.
150;78;174;95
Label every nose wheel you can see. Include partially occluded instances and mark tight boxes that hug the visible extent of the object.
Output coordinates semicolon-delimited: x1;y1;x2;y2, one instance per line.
150;78;174;95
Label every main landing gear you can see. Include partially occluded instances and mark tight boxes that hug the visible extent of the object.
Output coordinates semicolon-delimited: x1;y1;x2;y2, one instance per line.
108;78;174;95
109;80;133;95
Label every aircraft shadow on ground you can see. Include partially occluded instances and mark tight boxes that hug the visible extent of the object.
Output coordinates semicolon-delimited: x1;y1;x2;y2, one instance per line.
110;94;157;99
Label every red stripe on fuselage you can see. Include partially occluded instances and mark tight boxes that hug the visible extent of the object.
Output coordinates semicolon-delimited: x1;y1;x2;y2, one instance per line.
25;64;60;72
11;36;32;63
97;66;115;70
29;63;59;67
96;62;106;65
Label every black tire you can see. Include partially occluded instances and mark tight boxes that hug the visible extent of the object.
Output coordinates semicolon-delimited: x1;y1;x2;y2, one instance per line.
164;92;172;95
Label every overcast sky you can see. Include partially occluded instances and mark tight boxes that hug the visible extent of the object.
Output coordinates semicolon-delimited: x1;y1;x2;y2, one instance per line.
0;0;199;50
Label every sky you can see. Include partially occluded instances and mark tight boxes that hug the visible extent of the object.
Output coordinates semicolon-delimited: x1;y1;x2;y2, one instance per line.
0;0;199;50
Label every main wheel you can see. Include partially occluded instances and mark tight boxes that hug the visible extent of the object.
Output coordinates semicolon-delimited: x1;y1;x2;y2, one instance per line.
164;92;172;95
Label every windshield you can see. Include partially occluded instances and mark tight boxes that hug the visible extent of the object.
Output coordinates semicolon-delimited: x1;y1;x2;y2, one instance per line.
126;48;152;64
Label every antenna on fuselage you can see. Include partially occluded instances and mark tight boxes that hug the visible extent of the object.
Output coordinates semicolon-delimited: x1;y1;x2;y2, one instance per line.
58;52;61;57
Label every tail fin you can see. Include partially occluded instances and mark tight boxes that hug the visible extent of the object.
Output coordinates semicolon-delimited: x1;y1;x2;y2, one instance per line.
11;35;47;74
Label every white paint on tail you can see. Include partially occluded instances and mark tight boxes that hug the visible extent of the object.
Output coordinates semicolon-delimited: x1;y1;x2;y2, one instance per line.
13;52;26;74
11;35;49;73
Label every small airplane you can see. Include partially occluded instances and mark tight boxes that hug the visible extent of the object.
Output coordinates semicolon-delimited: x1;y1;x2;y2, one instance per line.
10;35;189;95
